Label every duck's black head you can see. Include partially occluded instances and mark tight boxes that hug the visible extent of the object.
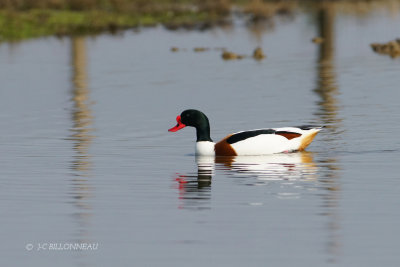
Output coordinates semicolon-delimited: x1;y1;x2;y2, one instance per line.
168;109;212;142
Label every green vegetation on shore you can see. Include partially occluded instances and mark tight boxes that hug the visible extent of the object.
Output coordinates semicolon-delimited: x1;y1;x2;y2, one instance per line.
0;9;215;40
1;0;399;41
0;0;231;40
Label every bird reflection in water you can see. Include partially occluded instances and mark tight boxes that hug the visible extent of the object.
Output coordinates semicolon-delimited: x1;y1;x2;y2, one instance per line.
174;152;318;209
174;156;213;210
216;152;317;183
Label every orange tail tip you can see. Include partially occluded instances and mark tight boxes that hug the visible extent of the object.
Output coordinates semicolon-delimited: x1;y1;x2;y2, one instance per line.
298;130;321;151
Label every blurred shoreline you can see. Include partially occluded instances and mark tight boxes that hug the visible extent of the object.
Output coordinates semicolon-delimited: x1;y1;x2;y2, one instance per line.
0;0;399;41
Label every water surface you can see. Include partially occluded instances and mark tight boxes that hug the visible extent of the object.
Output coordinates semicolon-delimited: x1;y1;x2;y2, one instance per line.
1;6;400;267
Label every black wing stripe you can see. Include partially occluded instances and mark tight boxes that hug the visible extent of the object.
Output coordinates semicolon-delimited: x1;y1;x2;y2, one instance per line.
226;129;275;144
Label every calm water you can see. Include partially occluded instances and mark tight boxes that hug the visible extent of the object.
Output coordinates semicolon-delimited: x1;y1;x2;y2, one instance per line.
1;7;400;267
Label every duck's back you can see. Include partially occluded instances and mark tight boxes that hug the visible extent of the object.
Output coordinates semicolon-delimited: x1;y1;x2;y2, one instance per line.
215;126;322;156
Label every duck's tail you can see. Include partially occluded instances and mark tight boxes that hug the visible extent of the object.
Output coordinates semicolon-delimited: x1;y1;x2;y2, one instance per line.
298;126;324;151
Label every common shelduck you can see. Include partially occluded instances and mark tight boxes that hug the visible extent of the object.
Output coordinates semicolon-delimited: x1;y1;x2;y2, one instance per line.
168;109;323;156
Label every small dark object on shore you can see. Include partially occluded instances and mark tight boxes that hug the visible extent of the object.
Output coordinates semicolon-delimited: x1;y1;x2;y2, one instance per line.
371;39;400;58
194;47;209;52
222;51;238;60
253;47;266;60
170;47;179;52
222;51;245;60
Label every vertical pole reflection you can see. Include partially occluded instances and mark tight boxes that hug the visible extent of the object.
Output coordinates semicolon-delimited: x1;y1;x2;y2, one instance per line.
314;3;341;263
71;37;94;172
315;3;341;131
70;36;94;241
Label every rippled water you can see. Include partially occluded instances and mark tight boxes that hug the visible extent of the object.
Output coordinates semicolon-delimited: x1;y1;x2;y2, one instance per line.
1;6;400;267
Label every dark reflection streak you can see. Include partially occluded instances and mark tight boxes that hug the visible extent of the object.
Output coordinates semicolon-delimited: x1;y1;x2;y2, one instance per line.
247;20;275;43
245;2;296;43
315;3;341;132
69;36;94;244
314;3;341;264
174;157;213;210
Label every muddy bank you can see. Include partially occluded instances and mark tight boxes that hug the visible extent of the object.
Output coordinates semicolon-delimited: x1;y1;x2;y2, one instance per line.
371;39;400;58
1;0;400;41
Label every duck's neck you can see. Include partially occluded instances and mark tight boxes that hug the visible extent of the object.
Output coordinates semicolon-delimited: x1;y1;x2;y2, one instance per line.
194;116;213;142
194;122;215;156
195;126;213;142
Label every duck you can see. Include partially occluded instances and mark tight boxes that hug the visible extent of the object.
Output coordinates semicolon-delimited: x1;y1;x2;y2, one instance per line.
168;109;323;156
